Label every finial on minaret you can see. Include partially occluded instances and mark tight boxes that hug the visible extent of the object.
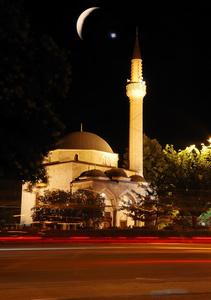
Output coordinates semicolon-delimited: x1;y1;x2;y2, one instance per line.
133;26;142;59
80;123;83;132
129;26;144;84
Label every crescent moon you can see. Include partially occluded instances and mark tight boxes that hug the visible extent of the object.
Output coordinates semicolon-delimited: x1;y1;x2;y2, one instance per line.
76;7;100;40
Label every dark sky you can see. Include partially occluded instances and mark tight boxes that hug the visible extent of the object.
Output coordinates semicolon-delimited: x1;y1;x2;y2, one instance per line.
24;0;210;163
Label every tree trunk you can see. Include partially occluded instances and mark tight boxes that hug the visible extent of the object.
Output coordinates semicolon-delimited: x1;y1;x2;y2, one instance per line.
192;215;198;229
86;218;93;227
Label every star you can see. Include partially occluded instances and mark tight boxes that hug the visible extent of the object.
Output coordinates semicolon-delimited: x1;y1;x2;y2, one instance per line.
110;32;117;39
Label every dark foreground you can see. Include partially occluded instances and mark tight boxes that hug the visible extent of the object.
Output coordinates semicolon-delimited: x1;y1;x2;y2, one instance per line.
0;242;211;299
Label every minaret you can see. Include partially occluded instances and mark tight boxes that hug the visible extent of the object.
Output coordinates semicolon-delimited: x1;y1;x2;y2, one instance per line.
126;27;146;176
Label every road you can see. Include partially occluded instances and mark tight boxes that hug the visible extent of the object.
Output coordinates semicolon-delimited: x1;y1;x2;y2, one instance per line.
0;242;211;299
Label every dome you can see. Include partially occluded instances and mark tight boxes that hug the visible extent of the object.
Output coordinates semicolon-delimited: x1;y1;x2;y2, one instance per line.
105;168;128;178
57;131;113;153
80;169;107;177
130;175;145;183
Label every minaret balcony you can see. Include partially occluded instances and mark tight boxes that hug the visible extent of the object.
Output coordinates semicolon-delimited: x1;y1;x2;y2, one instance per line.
126;82;146;100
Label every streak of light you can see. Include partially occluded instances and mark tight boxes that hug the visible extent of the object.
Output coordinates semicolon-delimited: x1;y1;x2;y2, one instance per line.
68;259;211;266
0;246;125;251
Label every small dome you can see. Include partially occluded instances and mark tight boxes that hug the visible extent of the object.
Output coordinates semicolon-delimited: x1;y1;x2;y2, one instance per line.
57;131;113;153
80;169;106;177
105;168;128;178
130;175;145;183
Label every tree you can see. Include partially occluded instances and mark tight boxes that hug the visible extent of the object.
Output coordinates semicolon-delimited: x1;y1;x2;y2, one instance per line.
32;189;105;228
123;136;211;229
143;135;169;194
163;143;211;228
122;147;129;169
198;209;211;227
123;135;169;194
119;187;157;227
0;0;71;182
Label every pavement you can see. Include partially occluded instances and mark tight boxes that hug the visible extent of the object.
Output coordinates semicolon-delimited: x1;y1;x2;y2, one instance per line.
0;242;211;299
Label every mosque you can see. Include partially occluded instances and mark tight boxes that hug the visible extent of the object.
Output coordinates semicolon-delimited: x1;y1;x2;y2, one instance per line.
21;30;148;229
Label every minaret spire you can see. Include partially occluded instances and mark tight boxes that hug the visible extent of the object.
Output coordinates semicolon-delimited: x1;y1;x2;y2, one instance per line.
133;26;142;59
126;27;146;176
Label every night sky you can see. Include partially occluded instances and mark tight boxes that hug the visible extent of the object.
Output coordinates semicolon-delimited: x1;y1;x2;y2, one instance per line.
24;0;210;164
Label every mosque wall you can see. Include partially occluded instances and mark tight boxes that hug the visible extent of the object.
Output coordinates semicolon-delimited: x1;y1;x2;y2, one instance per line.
46;163;73;191
46;149;118;168
20;183;37;225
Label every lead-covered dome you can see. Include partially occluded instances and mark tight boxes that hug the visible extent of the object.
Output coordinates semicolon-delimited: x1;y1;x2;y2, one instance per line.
80;169;107;177
57;131;113;153
105;168;128;178
130;175;145;183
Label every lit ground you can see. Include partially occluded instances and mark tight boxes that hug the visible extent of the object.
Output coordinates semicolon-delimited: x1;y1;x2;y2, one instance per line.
0;242;211;299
